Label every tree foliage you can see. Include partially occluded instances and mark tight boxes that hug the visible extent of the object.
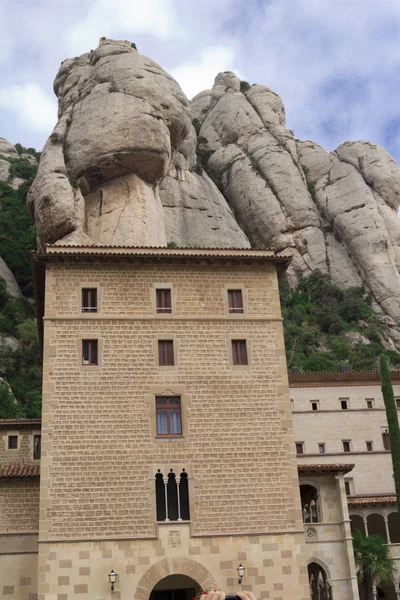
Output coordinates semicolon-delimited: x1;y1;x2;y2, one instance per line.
380;355;400;517
280;271;400;371
353;530;396;600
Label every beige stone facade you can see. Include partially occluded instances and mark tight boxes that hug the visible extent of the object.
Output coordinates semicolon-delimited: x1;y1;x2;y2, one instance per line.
0;248;365;600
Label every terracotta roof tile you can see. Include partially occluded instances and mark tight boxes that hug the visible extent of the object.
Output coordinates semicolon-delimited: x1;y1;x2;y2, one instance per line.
348;495;396;505
289;370;400;386
0;418;41;427
0;464;40;477
298;463;354;474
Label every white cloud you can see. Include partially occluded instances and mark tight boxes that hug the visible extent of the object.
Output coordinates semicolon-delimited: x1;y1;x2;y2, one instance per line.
0;82;57;134
66;0;184;55
171;46;242;100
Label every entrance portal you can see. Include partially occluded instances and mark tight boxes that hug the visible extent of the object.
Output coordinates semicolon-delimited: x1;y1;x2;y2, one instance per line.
150;575;201;600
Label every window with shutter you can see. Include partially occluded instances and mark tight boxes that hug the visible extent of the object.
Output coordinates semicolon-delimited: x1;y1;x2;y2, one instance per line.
158;340;174;366
82;288;97;313
228;290;243;313
156;289;172;313
232;340;248;365
33;434;41;459
8;435;18;449
382;430;391;450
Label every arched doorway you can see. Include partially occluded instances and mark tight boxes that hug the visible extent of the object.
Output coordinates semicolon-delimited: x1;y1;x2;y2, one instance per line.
150;575;201;600
308;562;330;600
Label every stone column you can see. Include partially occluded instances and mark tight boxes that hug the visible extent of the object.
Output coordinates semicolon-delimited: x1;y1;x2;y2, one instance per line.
384;515;391;543
335;473;360;600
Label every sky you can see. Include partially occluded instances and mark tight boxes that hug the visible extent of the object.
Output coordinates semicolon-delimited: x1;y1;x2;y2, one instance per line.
1;0;400;165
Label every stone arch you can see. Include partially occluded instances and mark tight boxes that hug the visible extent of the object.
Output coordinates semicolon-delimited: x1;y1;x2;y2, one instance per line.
307;559;331;600
135;557;217;600
307;557;331;580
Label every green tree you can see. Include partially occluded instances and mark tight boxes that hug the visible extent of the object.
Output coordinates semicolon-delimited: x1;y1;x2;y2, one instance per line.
380;354;400;517
0;378;20;418
353;530;396;600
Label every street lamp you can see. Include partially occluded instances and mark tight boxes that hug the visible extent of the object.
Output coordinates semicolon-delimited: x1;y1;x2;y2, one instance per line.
237;564;245;584
108;569;117;592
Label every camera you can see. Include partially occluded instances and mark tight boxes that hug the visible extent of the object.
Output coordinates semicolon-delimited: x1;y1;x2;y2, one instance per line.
225;596;241;600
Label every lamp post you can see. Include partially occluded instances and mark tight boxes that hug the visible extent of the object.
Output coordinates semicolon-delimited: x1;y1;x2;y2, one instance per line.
237;564;245;585
108;569;117;592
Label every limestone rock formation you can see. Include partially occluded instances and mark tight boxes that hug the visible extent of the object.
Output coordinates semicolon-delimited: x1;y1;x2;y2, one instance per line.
28;38;249;250
0;257;21;298
27;39;400;329
192;73;400;323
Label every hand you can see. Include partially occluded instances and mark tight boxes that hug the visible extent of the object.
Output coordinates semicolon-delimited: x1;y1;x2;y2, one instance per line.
238;593;257;600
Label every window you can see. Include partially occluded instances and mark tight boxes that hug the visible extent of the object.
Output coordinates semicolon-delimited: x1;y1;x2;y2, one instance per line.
300;484;320;523
33;434;41;459
340;398;349;410
156;397;182;435
366;399;374;409
158;340;174;366
311;401;319;411
156;289;172;313
82;288;97;313
8;435;18;449
366;441;373;452
295;442;304;455
82;340;98;365
382;430;391;450
342;440;351;453
318;443;325;454
345;481;351;496
155;468;190;521
232;340;248;365
396;398;400;409
228;290;243;313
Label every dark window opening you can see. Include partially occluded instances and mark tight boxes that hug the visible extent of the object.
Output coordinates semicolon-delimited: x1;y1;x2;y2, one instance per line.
382;430;391;451
33;434;41;459
296;442;304;455
228;290;243;313
156;289;172;313
345;481;351;496
156;397;182;435
396;398;400;409
82;288;97;313
82;340;98;365
158;340;174;366
311;401;319;411
318;443;325;453
300;484;320;523
343;440;351;453
8;435;18;449
232;340;248;365
366;399;374;409
366;441;373;452
341;399;348;410
155;469;190;521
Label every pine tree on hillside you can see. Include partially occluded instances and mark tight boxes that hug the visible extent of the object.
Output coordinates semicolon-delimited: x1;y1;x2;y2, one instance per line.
380;354;400;518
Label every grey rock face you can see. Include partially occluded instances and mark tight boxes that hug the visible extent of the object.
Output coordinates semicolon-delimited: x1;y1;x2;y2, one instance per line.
0;139;18;159
197;73;400;322
28;39;249;250
0;257;22;298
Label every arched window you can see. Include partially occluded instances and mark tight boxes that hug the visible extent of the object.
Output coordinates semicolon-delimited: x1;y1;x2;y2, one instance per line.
388;512;400;544
300;484;320;523
308;562;330;600
155;469;190;522
350;514;366;536
367;513;387;542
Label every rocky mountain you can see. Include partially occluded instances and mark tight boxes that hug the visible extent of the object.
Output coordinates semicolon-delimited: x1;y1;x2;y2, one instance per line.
28;38;400;344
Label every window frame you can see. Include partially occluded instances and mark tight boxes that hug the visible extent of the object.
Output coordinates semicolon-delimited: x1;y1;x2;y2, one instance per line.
382;429;391;451
156;396;182;437
366;399;374;409
318;443;325;454
81;288;98;313
295;442;305;455
231;339;248;366
82;339;98;366
366;441;373;452
158;340;174;367
8;435;18;450
311;400;319;411
342;440;351;453
340;398;349;410
396;398;400;409
227;289;244;314
33;434;41;460
156;288;172;314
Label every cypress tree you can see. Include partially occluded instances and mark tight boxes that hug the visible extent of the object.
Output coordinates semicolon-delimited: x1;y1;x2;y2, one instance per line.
380;355;400;518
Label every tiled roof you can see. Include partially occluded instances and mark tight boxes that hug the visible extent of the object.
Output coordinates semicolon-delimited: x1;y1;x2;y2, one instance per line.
298;463;355;474
34;246;292;264
348;495;397;505
0;418;41;427
0;464;40;477
289;370;400;387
